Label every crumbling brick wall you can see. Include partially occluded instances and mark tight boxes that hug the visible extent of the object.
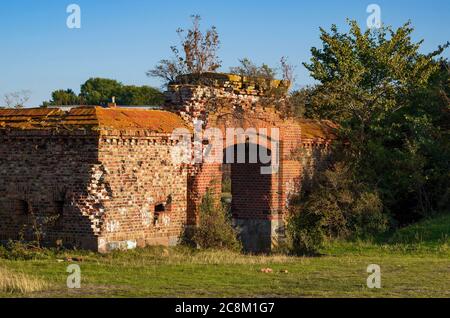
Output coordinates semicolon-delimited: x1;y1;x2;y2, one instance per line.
96;132;189;252
0;108;190;252
165;73;336;252
0;74;336;253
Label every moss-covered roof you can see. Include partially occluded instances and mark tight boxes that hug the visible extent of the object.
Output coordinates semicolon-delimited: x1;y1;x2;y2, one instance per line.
0;107;189;133
296;119;338;140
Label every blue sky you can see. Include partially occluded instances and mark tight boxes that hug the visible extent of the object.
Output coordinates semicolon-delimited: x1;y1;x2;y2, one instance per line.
0;0;449;106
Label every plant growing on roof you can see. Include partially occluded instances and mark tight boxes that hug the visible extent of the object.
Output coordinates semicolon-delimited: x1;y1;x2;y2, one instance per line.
147;15;222;87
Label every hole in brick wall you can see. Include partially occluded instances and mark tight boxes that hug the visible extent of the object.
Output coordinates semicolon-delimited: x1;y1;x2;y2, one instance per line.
153;196;173;226
0;199;30;218
15;200;29;215
153;203;165;226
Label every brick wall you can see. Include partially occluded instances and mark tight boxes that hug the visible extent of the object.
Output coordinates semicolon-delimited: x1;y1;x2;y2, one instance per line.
165;76;335;251
0;129;189;252
0;74;335;253
0;131;102;250
96;133;188;251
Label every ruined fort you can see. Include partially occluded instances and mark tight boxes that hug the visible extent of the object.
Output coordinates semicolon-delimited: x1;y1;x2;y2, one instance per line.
0;73;336;253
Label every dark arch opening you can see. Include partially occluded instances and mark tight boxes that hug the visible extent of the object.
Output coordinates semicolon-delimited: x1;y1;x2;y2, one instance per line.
222;142;273;252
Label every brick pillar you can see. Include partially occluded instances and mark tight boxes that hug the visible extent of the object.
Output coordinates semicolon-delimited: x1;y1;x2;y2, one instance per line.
186;163;222;226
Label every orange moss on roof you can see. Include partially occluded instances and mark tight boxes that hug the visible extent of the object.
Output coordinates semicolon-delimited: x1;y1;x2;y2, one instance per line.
296;119;338;140
0;107;189;133
0;108;65;129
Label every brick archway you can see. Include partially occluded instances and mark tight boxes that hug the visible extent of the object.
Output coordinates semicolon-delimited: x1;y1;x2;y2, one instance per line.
167;73;337;252
222;142;274;252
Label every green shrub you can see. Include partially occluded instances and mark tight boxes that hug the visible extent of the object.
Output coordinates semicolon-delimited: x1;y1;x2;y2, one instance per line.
0;241;53;261
192;190;241;251
287;208;324;256
287;163;389;255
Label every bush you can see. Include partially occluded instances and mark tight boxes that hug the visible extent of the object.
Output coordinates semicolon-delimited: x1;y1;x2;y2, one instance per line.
192;190;241;251
0;241;54;261
287;208;324;256
287;163;389;255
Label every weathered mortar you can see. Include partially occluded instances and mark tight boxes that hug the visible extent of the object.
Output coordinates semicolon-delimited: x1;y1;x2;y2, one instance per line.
0;73;336;253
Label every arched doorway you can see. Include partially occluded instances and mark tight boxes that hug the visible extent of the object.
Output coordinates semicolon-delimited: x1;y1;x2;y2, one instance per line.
222;142;274;252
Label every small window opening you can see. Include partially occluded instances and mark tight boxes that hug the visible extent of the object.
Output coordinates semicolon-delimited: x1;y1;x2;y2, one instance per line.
155;203;165;213
14;200;29;215
153;203;166;225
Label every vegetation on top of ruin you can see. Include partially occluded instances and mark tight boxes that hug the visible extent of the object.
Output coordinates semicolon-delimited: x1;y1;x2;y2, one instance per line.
147;15;295;92
147;15;222;87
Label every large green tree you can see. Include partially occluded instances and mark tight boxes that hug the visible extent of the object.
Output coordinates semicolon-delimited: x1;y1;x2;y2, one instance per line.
79;78;123;106
119;85;165;106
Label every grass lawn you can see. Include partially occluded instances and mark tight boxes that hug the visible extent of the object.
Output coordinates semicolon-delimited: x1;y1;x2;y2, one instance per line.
1;214;449;298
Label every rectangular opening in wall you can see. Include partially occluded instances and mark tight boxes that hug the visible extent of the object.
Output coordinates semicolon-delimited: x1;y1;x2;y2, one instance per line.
154;203;165;226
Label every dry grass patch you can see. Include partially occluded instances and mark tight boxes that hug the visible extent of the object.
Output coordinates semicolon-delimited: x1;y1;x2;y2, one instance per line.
106;246;307;266
0;266;49;294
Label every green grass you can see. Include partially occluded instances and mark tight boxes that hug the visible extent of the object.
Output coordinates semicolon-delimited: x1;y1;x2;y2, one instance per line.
1;214;449;298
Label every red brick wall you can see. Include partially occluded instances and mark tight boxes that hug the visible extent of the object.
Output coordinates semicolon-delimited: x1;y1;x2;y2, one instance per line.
0;130;190;252
0;79;334;253
96;135;189;251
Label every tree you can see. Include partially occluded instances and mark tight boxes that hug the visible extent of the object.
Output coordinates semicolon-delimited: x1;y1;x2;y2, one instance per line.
4;90;31;108
287;86;316;118
42;79;164;107
301;19;449;223
80;78;123;106
147;15;221;86
303;20;448;152
119;85;164;105
229;56;295;83
42;89;80;106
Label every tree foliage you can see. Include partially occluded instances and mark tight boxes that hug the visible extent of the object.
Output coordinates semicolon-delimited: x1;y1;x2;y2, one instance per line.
42;78;164;106
306;21;448;219
289;20;449;253
229;56;295;83
288;163;388;255
42;89;80;107
229;58;277;79
80;78;123;106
